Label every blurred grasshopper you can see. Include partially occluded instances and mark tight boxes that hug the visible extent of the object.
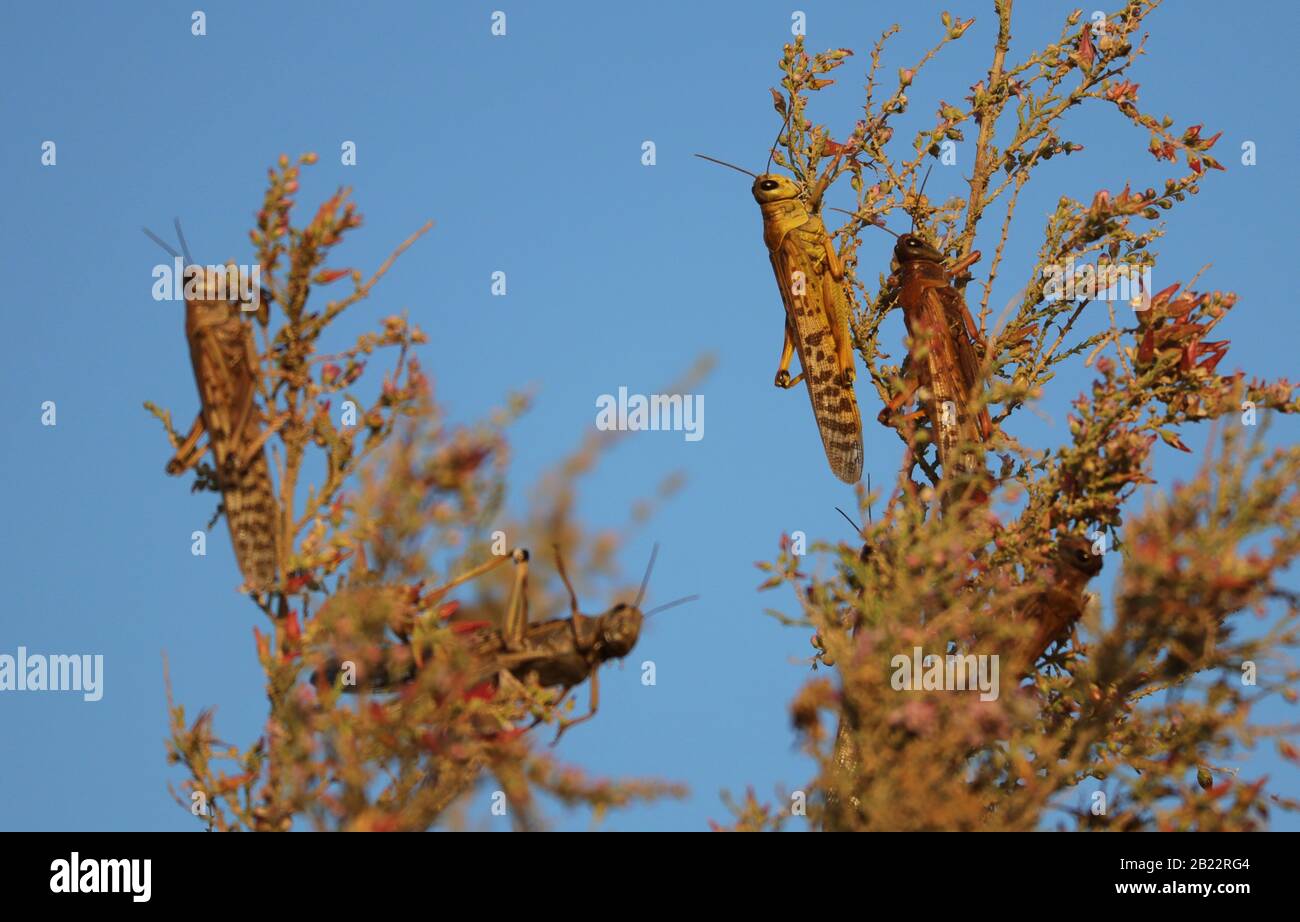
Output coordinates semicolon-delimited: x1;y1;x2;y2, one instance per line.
696;145;864;484
332;545;696;743
821;494;873;830
866;176;993;495
145;220;282;590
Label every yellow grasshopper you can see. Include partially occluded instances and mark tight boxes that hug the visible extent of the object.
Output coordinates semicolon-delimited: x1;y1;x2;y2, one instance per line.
697;151;863;483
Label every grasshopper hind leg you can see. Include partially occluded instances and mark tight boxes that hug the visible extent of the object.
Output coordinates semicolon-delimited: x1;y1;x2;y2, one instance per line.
835;321;856;388
821;232;857;389
828;294;856;389
502;548;530;652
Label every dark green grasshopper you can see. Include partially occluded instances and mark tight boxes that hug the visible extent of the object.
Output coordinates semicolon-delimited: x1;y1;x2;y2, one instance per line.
326;545;695;742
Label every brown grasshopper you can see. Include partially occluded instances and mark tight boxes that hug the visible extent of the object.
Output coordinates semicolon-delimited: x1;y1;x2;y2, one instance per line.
1012;535;1103;675
331;545;696;743
696;149;864;484
865;178;993;502
145;221;283;590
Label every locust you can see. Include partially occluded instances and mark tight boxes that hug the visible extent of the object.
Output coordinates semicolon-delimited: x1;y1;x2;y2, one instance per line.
866;180;992;502
1012;535;1103;675
328;545;696;743
821;495;874;830
145;221;282;591
696;151;864;484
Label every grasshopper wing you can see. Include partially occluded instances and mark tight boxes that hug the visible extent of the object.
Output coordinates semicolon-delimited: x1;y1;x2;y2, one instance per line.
908;283;989;477
185;293;280;589
769;240;864;483
937;284;993;442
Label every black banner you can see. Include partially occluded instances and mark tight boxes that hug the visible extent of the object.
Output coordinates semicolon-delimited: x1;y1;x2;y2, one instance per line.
0;831;1282;907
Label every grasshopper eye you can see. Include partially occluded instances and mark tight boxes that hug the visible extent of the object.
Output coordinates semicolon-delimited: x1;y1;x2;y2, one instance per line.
759;180;780;191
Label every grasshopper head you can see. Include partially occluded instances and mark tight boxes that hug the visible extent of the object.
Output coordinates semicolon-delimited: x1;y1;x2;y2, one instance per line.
751;173;803;204
894;234;945;265
599;604;644;659
1056;535;1103;578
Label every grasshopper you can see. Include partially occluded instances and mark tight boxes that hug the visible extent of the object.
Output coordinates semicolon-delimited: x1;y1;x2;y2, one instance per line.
145;221;283;590
696;151;864;484
820;495;874;830
881;232;991;482
1013;535;1103;675
863;179;992;500
332;545;696;743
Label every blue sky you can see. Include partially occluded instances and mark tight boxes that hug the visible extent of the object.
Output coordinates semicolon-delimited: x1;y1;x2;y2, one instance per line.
0;1;1296;831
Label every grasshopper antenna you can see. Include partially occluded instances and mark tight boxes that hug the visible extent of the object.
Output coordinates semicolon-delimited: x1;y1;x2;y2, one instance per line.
645;594;699;617
836;506;864;536
634;543;659;609
553;544;581;617
911;163;934;233
142;226;180;259
694;154;758;178
827;207;900;238
765;107;794;174
836;474;874;537
867;220;901;239
143;219;196;265
173;217;193;266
